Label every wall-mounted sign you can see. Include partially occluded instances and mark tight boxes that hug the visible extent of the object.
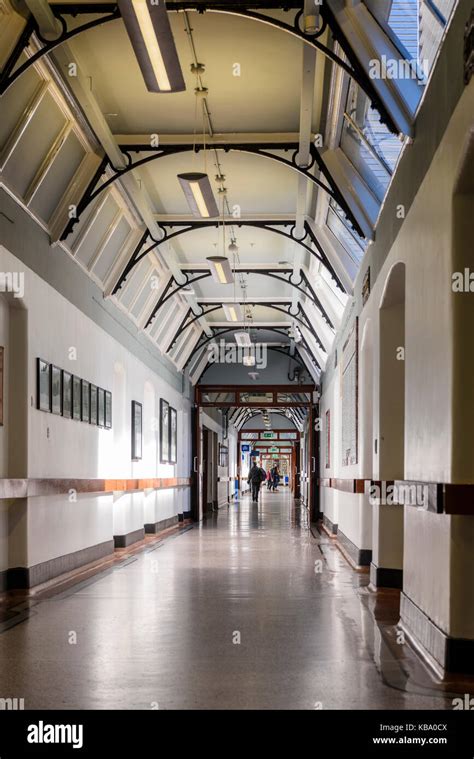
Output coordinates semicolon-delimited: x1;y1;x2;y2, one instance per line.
241;444;250;452
262;431;275;439
251;450;260;458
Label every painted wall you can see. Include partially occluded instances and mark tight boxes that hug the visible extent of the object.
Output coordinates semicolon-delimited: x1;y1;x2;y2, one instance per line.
0;245;192;575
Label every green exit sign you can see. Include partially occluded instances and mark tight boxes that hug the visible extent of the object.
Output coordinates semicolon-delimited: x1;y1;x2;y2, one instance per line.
262;431;275;439
269;446;278;452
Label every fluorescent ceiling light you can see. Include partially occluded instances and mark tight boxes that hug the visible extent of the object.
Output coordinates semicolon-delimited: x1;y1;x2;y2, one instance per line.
118;0;185;93
178;173;219;218
242;354;256;366
223;303;243;322
207;256;234;285
235;331;252;347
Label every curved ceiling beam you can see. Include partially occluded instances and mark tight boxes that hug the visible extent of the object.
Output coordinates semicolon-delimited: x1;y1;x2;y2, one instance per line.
142;268;336;333
164;2;398;135
184;327;321;372
195;344;304;385
163;301;327;353
113;222;346;295
61;142;364;241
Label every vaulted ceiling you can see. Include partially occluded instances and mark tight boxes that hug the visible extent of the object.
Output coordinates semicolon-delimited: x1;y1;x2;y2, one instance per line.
1;0;448;386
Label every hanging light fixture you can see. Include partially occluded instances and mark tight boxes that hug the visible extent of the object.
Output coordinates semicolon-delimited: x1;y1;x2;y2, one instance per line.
235;331;252;347
223;303;243;322
178;173;219;218
207;256;234;285
118;0;185;93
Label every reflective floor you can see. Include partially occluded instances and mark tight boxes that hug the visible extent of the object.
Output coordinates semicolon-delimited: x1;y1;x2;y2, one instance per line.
0;491;464;709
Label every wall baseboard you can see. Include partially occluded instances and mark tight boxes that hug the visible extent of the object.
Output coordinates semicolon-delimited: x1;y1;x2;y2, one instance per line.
323;514;338;534
400;592;474;675
370;562;403;589
1;540;115;590
338;529;371;567
114;528;145;548
145;515;179;533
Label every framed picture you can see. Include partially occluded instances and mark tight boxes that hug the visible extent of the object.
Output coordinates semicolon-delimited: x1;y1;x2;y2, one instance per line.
37;358;51;412
105;390;112;429
62;370;72;419
72;375;81;420
51;365;62;415
90;384;98;425
169;406;177;464
160;398;169;463
81;380;90;423
219;443;229;467
131;400;142;460
97;388;105;427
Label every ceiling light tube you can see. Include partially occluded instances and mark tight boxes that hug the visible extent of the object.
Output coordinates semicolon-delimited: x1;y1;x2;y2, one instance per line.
118;0;186;93
223;303;243;322
235;331;252;347
207;256;234;285
178;173;219;218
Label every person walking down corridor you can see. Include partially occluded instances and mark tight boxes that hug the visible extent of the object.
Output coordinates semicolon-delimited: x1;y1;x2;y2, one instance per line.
266;469;273;490
248;463;266;502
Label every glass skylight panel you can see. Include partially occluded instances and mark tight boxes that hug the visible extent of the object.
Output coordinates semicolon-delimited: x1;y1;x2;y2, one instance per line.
327;201;367;266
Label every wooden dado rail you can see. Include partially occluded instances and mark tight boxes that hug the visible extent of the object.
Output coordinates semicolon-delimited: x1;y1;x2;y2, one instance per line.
318;478;474;515
0;477;192;499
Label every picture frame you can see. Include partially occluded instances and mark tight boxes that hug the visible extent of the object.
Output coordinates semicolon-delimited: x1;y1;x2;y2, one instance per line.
218;443;229;468
72;375;81;420
131;400;142;460
169;406;177;464
51;365;62;415
97;387;105;427
81;380;90;423
105;390;112;429
160;398;169;463
62;370;72;419
37;358;51;412
90;384;98;425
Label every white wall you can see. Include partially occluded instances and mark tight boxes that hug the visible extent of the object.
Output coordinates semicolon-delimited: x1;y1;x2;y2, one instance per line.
0;245;192;576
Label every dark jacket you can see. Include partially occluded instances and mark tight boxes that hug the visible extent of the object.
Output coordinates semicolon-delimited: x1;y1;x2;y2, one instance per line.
248;465;265;484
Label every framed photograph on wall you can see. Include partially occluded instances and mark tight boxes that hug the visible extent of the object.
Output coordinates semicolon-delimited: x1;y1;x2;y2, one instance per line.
169;406;177;464
131;400;142;460
90;384;98;425
105;390;112;429
81;380;90;423
219;443;229;468
62;370;72;419
37;358;51;412
72;375;81;420
160;398;170;463
97;388;105;427
51;365;62;415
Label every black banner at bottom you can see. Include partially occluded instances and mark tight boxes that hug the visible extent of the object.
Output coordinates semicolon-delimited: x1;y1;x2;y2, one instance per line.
0;710;473;756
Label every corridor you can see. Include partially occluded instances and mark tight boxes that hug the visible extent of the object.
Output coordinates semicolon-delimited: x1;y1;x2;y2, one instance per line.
0;492;459;710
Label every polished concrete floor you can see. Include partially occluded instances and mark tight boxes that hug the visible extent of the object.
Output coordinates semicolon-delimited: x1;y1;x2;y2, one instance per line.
0;490;463;709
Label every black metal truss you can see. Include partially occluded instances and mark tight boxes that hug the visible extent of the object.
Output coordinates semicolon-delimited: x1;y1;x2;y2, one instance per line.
163;1;398;135
140;271;212;328
185;326;321;372
177;266;335;326
165;299;326;353
1;1;398;135
113;219;346;295
0;6;121;96
60;141;364;243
